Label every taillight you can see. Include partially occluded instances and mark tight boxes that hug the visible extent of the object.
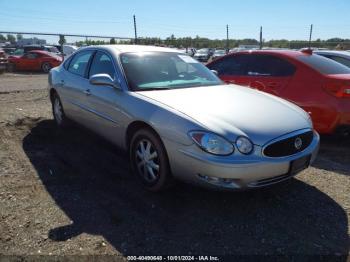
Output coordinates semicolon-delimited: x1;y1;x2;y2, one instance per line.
324;81;350;98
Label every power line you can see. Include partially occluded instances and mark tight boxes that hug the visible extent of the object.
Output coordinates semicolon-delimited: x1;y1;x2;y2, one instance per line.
0;31;133;40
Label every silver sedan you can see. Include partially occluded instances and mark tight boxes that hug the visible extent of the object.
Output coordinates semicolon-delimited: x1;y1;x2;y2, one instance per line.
49;45;320;191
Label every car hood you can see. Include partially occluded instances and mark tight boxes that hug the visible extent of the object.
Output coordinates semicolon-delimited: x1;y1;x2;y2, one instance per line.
138;84;311;145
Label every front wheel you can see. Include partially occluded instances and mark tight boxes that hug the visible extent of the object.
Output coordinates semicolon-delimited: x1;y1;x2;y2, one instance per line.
130;128;174;192
42;62;52;73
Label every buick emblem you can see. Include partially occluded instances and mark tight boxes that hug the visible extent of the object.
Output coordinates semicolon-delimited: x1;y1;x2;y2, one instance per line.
294;137;303;150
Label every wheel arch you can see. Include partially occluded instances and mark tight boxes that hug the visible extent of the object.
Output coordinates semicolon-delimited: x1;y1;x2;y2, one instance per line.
126;121;163;150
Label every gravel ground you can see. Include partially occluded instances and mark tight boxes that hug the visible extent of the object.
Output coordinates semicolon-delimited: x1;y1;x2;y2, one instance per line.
0;73;349;259
0;72;48;93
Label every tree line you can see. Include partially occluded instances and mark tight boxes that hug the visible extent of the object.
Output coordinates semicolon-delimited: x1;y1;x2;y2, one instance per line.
77;35;350;50
0;34;23;44
2;33;350;50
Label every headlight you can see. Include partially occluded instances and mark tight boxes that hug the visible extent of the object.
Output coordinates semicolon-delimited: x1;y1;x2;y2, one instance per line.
189;131;234;156
306;113;313;129
236;136;254;154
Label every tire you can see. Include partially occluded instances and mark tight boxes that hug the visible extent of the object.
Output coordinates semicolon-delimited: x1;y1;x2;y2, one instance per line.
42;62;52;73
130;128;174;192
7;63;15;72
52;92;69;128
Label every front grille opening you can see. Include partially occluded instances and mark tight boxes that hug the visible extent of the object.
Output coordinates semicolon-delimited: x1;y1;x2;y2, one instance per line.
263;131;313;157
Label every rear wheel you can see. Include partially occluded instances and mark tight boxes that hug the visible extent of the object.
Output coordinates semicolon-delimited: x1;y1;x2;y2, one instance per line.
52;93;68;128
42;62;52;73
130;128;174;191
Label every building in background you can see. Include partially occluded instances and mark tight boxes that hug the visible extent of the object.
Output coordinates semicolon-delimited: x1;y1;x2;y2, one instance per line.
17;37;46;46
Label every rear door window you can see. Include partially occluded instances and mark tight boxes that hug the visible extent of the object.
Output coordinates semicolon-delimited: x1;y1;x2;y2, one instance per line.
247;55;296;77
63;55;73;70
297;54;350;74
23;53;39;59
68;51;94;77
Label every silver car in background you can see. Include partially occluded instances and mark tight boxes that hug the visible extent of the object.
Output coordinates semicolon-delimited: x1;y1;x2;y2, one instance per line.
313;50;350;68
49;45;320;192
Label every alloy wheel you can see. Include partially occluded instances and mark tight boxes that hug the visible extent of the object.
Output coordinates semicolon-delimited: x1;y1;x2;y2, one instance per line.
42;63;52;73
53;97;63;125
135;139;160;183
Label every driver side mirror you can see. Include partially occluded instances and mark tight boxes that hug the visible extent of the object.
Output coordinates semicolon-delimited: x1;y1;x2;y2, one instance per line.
89;74;121;90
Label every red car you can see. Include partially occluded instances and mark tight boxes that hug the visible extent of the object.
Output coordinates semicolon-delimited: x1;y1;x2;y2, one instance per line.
8;50;62;73
207;49;350;136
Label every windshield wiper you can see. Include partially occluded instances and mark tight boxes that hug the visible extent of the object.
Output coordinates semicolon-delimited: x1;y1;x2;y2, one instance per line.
137;87;171;91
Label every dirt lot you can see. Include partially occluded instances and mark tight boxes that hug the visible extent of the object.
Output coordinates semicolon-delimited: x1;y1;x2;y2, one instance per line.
0;73;349;258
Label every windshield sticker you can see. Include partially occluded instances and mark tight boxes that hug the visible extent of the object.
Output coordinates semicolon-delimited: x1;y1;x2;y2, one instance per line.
178;55;199;64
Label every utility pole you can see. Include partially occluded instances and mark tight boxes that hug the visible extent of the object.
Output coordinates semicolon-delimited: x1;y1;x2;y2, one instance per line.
259;26;263;50
226;24;229;54
309;24;313;49
59;34;65;61
133;15;138;44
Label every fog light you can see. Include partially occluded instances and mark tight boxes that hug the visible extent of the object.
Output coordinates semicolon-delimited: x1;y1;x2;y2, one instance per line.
198;174;234;184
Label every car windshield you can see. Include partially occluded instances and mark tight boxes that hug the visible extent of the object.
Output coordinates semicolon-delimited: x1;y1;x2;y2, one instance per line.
197;49;209;54
297;54;350;75
13;49;24;55
121;52;222;91
215;50;225;55
47;47;59;53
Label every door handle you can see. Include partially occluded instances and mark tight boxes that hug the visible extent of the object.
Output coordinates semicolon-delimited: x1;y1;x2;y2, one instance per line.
83;89;91;96
225;80;236;84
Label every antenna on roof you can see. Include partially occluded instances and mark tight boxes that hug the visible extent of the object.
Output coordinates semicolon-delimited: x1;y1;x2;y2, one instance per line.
259;26;263;50
308;24;313;49
226;24;229;54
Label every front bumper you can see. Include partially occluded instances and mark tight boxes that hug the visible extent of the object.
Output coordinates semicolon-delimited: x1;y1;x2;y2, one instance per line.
164;131;320;190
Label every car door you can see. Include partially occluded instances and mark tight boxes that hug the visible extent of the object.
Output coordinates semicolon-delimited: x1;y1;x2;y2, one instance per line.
59;50;95;126
18;52;40;70
244;54;296;95
84;51;126;146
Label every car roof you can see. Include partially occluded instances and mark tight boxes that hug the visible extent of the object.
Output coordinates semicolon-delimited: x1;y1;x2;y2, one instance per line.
28;50;51;55
81;44;180;54
228;49;313;59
